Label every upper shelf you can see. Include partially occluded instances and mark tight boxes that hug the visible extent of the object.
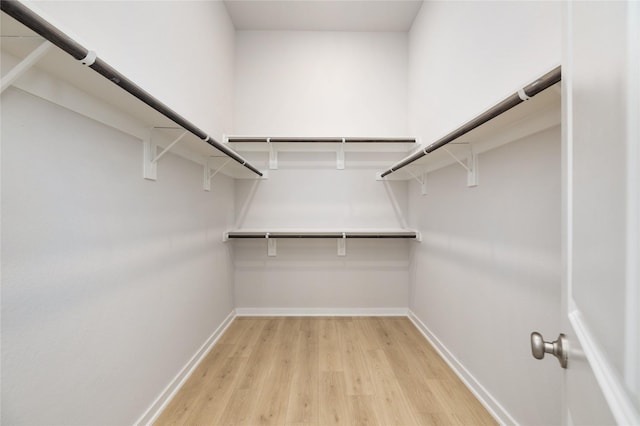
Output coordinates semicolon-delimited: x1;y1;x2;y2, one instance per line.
226;136;418;170
226;136;417;152
0;2;263;180
378;67;562;181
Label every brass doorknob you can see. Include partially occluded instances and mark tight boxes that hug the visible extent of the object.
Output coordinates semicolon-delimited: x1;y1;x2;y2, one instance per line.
530;332;568;368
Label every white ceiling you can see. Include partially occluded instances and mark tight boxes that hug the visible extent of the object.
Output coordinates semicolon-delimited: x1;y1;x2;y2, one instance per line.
223;0;424;32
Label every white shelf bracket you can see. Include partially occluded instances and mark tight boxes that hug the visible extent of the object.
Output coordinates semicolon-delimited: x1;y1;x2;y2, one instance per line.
442;145;478;187
267;138;278;169
1;40;53;94
266;233;277;257
406;169;428;195
337;138;345;170
143;132;157;180
203;158;232;191
337;233;347;256
143;129;188;180
467;147;479;187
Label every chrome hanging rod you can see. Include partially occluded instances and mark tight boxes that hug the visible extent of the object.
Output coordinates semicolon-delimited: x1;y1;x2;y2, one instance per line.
227;137;417;144
226;231;418;239
380;66;561;178
1;0;263;177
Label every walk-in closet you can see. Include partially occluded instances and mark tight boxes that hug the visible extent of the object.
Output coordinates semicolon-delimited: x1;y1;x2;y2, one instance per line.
2;1;638;425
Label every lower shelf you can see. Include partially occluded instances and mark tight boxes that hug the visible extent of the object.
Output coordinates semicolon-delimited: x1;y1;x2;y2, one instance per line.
226;229;418;239
225;229;420;256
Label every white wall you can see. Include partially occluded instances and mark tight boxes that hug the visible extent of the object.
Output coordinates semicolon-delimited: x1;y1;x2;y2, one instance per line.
233;31;411;311
409;128;562;425
407;2;562;425
26;0;235;141
1;88;236;425
1;2;238;424
234;31;408;136
408;1;561;143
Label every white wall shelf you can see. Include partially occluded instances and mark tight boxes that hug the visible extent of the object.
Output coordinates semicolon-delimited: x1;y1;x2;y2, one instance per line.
0;5;263;181
378;68;561;183
225;228;420;256
226;136;417;170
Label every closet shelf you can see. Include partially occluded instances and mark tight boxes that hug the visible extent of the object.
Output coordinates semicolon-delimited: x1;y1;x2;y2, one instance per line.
0;2;262;180
378;66;562;181
226;136;417;152
225;136;417;170
225;228;419;256
225;229;419;239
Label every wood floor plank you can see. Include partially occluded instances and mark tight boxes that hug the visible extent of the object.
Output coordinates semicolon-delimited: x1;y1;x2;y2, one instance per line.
319;371;350;425
285;318;319;426
336;319;374;396
367;348;421;426
319;318;344;372
155;317;497;426
372;318;448;423
347;395;382;426
228;317;268;359
180;354;248;425
154;343;236;425
246;317;298;425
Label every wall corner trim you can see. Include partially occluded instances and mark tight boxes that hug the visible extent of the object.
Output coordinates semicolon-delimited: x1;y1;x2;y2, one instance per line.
407;310;518;426
134;309;237;426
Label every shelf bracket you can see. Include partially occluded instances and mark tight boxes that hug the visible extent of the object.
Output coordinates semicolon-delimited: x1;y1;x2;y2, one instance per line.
337;138;345;170
143;129;188;180
266;233;277;257
1;40;53;94
267;138;278;169
203;158;231;191
442;145;478;187
337;233;347;256
405;169;427;195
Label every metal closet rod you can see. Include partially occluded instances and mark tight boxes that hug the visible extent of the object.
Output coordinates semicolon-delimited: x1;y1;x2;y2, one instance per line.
228;137;417;144
380;66;562;178
227;232;418;239
0;0;262;177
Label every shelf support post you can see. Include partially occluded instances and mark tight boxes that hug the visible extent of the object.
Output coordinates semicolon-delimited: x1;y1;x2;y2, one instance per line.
143;131;157;180
405;169;428;195
266;233;277;257
267;138;278;169
204;158;231;191
467;146;479;187
337;233;347;256
143;129;188;180
442;145;478;187
1;40;53;94
337;138;345;170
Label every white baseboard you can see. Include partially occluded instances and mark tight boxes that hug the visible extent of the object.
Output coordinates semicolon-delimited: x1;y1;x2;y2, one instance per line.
235;307;409;317
407;310;517;426
135;310;237;426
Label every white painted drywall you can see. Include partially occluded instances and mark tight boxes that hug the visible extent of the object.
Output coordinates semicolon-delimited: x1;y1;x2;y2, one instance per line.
25;0;235;141
407;2;562;424
234;31;408;136
408;0;561;144
232;31;411;310
1;2;238;423
1;88;235;425
408;128;562;425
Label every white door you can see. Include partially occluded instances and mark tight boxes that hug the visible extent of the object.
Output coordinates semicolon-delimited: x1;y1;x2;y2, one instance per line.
560;1;640;424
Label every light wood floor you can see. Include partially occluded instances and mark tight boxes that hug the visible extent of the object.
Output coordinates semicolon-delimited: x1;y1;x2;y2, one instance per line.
155;317;496;425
